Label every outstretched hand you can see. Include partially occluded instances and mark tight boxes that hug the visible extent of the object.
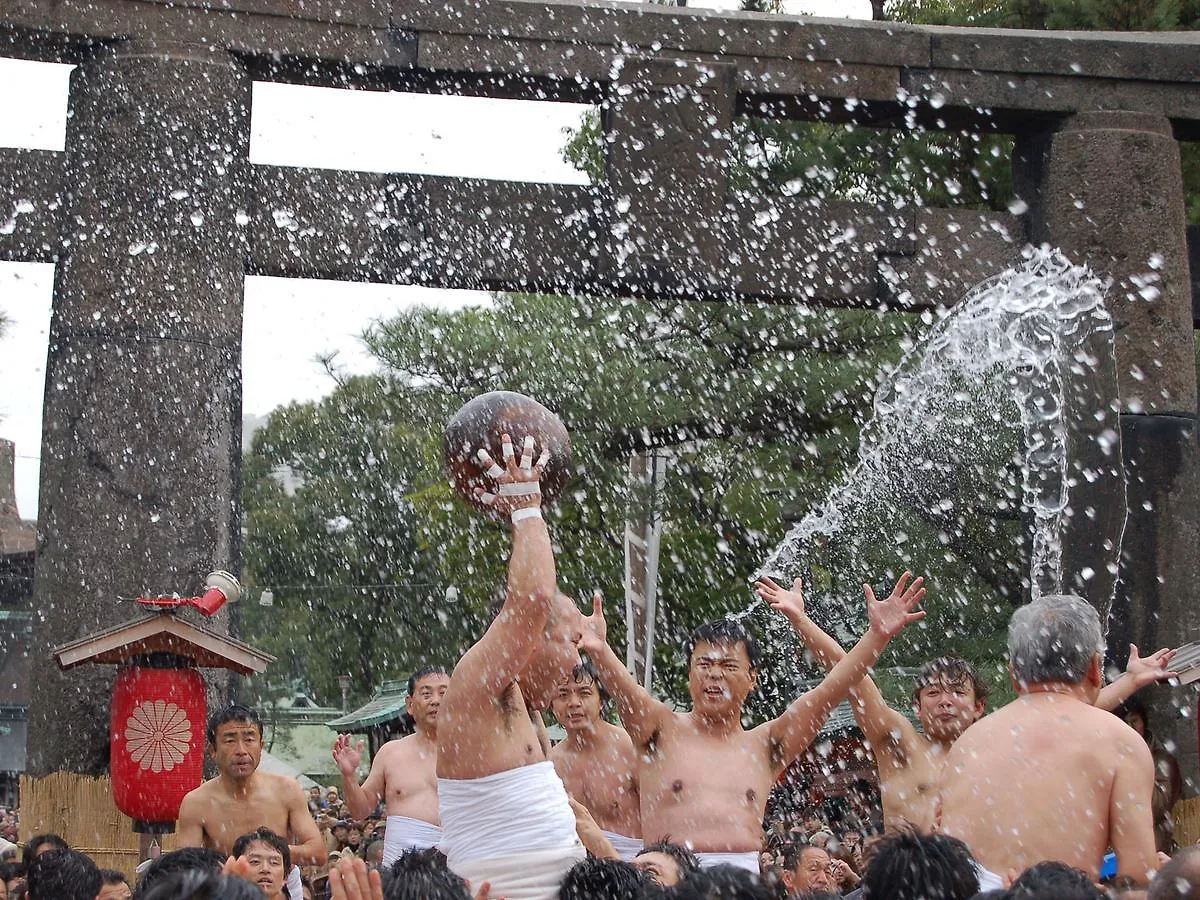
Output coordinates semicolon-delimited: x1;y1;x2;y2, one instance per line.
1126;644;1177;688
331;733;365;776
329;856;384;900
755;576;806;621
473;432;549;517
578;590;607;654
865;572;926;640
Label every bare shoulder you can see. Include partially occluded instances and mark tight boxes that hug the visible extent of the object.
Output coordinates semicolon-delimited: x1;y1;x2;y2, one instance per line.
260;771;306;801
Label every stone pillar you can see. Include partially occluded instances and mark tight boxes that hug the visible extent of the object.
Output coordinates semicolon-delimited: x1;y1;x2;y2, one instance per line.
605;57;736;296
1017;110;1200;788
27;41;250;775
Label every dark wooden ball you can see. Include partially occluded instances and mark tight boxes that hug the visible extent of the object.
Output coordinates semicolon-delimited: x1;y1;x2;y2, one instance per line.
443;391;572;517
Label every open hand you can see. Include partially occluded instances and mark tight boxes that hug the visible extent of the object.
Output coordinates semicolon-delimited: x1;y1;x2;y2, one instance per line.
332;734;365;776
865;572;926;640
578;590;608;654
755;576;806;621
329;855;384;900
1126;644;1177;688
474;432;548;517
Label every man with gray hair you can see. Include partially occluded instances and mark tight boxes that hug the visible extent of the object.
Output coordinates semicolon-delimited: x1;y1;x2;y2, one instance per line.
937;594;1157;888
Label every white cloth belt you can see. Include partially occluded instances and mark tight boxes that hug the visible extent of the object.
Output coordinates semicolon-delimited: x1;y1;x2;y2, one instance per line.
696;851;761;873
438;761;579;867
453;845;586;900
601;830;643;861
286;864;303;900
438;760;582;897
383;815;443;865
974;861;1006;891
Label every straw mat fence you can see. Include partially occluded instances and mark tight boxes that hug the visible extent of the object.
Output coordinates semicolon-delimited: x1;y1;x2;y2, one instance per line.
18;773;179;881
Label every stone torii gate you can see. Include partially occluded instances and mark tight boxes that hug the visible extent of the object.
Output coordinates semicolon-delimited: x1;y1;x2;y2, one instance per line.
0;0;1197;784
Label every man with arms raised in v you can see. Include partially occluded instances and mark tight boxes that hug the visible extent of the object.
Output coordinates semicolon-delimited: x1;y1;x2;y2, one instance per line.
938;594;1158;889
332;665;449;866
579;572;928;872
436;434;590;900
177;704;327;900
548;656;642;860
756;574;1175;833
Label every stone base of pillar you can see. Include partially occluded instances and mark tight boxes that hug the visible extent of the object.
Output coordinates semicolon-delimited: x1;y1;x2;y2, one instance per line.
1109;412;1200;793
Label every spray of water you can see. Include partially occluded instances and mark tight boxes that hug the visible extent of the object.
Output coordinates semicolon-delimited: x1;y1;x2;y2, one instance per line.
741;247;1122;713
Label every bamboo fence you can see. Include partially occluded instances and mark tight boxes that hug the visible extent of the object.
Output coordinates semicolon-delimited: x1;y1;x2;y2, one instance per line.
1176;796;1200;848
18;773;178;882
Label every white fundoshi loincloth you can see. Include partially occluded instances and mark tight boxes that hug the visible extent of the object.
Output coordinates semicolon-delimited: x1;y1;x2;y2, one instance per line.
439;760;585;900
286;864;302;900
695;851;761;873
601;829;643;861
974;861;1006;891
383;815;443;866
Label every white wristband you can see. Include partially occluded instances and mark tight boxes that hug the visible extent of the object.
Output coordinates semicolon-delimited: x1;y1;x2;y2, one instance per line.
499;482;542;497
511;507;543;524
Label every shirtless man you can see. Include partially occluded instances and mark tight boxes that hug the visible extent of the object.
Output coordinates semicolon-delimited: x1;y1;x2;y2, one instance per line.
579;572;927;871
937;594;1158;888
757;575;1176;832
548;658;642;859
177;704;327;900
436;433;590;900
332;665;448;865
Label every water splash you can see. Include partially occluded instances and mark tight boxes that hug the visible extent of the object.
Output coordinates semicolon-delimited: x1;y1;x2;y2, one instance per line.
748;247;1121;666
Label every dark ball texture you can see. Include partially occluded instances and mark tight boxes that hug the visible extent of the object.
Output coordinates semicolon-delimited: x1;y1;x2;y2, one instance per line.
443;391;572;518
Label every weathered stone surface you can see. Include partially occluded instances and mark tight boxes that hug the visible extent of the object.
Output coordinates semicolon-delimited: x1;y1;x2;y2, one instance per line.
905;69;1200;136
1107;413;1200;792
879;208;1025;309
1;0;413;71
931;28;1200;84
1019;111;1196;416
397;0;931;69
726;196;907;303
1189;224;1200;329
0;149;64;264
248;166;412;282
607;57;736;297
26;40;248;776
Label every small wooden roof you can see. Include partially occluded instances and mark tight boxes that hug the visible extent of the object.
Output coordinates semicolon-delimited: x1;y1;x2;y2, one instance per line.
54;613;274;675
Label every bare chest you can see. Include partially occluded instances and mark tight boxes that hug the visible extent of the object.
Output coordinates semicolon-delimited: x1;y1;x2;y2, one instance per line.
642;728;772;813
386;747;439;802
200;793;290;853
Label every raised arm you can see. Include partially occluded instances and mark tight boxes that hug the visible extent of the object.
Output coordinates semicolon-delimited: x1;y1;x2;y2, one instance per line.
332;734;384;822
766;573;926;769
453;434;559;697
578;591;673;748
1096;644;1177;712
286;777;330;866
756;576;917;755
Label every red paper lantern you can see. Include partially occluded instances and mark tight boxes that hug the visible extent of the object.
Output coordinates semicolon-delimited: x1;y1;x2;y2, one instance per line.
110;665;207;827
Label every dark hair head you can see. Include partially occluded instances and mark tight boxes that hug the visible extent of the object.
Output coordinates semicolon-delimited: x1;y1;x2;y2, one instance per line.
911;657;990;708
407;666;449;696
384;848;468;900
1150;847;1200;900
0;860;24;882
99;868;128;886
672;864;779;900
558;856;659;900
205;703;263;746
860;829;978;900
687;619;762;672
779;842;828;872
232;827;291;872
22;833;67;863
25;848;100;900
635;840;701;881
136;870;267;900
556;658;610;709
134;846;227;897
1009;861;1105;900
